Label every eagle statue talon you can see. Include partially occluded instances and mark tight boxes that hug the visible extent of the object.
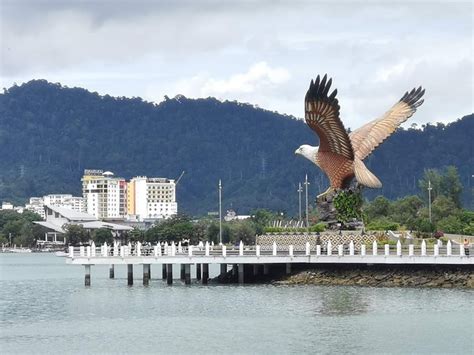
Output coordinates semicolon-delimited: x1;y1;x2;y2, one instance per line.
296;74;424;193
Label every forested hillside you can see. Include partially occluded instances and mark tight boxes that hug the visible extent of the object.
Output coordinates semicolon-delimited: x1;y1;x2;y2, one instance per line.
0;80;472;215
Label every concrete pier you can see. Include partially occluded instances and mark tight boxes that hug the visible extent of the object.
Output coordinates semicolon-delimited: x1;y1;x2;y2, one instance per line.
84;265;91;286
143;264;150;286
286;263;292;274
109;264;114;279
202;264;209;284
253;264;259;277
167;264;173;285
127;264;133;285
162;264;166;280
220;264;227;277
184;264;191;285
232;264;238;277
180;264;185;280
196;264;201;280
238;264;244;284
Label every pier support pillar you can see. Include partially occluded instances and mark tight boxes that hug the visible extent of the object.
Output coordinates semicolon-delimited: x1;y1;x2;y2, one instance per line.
109;264;114;279
253;264;259;277
127;264;133;286
143;264;150;286
180;264;185;280
238;264;244;284
202;264;209;284
84;265;91;286
263;264;270;276
148;265;151;280
167;264;173;285
220;264;227;277
196;264;201;280
162;264;167;280
286;263;292;275
232;264;238;277
185;264;191;285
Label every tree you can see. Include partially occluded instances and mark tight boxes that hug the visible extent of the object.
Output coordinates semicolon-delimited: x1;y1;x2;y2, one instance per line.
93;228;114;245
364;196;391;221
64;224;89;246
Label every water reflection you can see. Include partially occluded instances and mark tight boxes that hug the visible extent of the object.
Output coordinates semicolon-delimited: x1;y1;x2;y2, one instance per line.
315;286;369;316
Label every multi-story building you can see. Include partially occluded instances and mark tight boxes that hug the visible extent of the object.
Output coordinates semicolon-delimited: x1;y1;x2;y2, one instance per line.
25;194;86;220
127;176;177;220
81;170;127;219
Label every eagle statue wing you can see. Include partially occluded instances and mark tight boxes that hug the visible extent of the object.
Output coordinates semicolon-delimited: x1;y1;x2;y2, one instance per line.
305;74;354;160
350;87;425;161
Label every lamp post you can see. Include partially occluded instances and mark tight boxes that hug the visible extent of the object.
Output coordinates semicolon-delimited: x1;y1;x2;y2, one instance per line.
304;174;310;228
218;179;222;245
297;183;303;223
428;180;432;224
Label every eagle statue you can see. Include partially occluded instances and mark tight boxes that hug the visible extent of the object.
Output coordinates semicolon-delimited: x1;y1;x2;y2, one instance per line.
296;74;425;199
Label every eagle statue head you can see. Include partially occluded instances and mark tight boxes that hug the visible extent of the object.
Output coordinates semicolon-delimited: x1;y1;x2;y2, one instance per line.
295;144;319;165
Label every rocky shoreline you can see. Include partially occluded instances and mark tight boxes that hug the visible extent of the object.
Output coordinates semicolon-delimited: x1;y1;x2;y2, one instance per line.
274;265;474;289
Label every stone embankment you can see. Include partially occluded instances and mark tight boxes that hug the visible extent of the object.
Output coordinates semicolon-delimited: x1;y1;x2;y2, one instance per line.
275;265;474;289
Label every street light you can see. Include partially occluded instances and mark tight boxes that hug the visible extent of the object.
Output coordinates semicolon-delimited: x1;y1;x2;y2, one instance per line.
218;179;222;245
297;183;303;223
304;174;310;228
428;180;432;224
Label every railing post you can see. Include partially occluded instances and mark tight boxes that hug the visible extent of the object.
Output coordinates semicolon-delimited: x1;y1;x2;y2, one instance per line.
86;246;91;257
396;240;402;256
171;242;176;256
289;245;294;257
69;246;74;258
305;242;310;256
409;244;414;256
434;244;439;256
222;245;226;257
447;240;452;256
154;245;158;257
338;245;343;256
256;245;261;257
460;243;465;256
188;245;193;257
178;241;183;254
272;241;277;256
361;244;366;256
239;241;244;256
316;245;321;256
384;244;389;256
205;241;210;256
349;241;354;256
372;241;377;256
327;240;332;256
113;243;118;257
421;240;427;256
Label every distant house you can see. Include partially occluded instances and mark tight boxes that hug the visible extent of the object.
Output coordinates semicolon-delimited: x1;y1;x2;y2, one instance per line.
34;205;133;245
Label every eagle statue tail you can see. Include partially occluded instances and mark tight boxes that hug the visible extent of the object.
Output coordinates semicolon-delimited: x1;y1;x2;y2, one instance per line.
353;159;382;189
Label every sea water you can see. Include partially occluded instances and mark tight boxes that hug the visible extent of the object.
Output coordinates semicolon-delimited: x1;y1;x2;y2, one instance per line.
0;253;472;354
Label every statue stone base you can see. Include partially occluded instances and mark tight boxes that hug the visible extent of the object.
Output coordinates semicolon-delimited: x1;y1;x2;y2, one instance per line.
316;186;364;230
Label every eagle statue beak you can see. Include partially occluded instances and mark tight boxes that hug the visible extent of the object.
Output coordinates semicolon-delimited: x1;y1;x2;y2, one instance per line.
295;148;300;155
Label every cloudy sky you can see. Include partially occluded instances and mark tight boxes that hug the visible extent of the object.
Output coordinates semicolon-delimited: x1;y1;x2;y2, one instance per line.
1;0;472;129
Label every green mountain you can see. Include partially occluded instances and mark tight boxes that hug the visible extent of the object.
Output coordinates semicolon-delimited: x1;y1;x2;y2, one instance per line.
0;80;472;215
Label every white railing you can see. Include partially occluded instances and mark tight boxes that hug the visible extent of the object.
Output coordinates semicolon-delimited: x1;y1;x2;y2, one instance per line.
67;239;470;259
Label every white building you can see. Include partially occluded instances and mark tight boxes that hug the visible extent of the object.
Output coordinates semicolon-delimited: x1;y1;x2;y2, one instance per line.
25;194;86;220
1;202;14;210
82;170;127;219
34;205;133;245
127;176;177;220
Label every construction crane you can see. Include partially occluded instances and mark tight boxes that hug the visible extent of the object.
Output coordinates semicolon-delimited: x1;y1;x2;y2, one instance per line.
175;171;185;185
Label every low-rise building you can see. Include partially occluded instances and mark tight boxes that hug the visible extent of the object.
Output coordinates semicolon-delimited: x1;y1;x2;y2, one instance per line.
34;205;133;245
25;194;86;220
